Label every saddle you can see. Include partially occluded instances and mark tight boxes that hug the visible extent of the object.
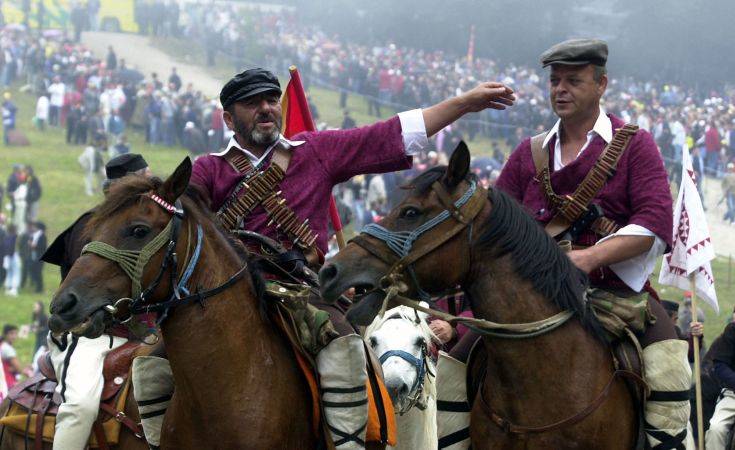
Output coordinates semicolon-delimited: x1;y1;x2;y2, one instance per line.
0;341;145;450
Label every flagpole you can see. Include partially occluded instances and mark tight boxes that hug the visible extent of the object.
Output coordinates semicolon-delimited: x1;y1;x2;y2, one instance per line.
689;275;704;450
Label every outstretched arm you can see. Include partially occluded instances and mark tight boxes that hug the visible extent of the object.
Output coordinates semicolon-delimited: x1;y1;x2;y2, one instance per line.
422;82;515;137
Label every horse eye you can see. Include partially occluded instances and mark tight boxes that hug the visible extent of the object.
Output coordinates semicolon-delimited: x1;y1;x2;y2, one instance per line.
131;225;150;239
369;336;378;348
414;337;424;348
400;207;421;219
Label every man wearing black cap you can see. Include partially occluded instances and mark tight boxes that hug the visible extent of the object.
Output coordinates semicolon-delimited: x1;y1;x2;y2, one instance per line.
42;153;153;450
493;39;690;449
190;67;515;449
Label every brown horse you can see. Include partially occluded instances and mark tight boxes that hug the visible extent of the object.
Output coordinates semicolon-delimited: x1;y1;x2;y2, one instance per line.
319;143;637;449
43;159;317;449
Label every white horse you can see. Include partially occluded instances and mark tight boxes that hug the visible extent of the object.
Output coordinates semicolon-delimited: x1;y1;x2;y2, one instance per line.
365;305;440;450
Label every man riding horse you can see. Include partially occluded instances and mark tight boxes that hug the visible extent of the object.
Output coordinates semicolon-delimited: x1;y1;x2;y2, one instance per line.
121;68;513;449
40;154;154;450
484;39;689;449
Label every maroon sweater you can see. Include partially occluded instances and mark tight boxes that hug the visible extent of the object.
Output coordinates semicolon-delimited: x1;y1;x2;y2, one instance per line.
191;116;412;253
496;113;673;290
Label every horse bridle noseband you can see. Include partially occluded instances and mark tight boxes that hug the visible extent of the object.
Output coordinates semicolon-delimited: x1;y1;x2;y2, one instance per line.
351;179;486;309
376;312;435;415
82;192;248;327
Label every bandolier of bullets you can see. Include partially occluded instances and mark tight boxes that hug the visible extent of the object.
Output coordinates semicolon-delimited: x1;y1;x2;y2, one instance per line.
216;151;318;251
261;191;318;251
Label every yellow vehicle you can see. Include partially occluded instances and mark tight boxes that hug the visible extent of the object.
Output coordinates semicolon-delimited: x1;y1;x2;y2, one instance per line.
2;0;138;33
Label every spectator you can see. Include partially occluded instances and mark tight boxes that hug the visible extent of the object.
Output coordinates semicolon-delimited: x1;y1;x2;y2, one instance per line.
0;325;29;389
182;121;206;155
34;92;49;131
2;225;19;296
1;91;16;146
30;301;48;354
341;110;356;129
78;134;105;196
28;221;46;293
112;134;131;157
168;67;182;92
105;45;117;71
47;76;65;126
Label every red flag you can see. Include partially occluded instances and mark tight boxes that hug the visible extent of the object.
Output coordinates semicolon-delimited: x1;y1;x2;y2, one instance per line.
281;66;345;244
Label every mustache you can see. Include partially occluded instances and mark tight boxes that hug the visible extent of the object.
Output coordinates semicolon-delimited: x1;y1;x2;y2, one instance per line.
255;114;278;124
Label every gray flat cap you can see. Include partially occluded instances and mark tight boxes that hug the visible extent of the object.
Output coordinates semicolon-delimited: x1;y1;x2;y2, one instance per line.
540;38;608;68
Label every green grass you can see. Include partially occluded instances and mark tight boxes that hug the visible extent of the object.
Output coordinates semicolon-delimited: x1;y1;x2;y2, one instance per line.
1;84;190;365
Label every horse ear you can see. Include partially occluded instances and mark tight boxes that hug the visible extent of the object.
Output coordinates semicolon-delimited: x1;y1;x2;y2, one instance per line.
443;141;471;188
160;157;192;203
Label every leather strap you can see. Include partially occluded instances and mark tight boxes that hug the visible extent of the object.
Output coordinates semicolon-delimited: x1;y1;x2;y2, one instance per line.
98;402;145;438
540;124;638;238
530;132;549;176
481;369;647;434
34;394;51;450
92;420;110;450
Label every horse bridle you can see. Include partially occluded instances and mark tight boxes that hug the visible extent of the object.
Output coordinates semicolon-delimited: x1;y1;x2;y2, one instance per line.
376;312;435;415
81;192;249;327
351;178;486;309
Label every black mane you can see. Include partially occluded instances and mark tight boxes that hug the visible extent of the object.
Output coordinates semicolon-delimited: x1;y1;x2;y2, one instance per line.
478;187;605;340
406;168;604;340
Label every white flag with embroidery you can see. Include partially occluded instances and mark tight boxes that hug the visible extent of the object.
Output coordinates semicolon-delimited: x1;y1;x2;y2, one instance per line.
659;144;718;312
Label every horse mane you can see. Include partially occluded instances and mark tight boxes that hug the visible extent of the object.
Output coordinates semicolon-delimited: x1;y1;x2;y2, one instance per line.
478;187;605;340
85;174;268;320
406;168;604;341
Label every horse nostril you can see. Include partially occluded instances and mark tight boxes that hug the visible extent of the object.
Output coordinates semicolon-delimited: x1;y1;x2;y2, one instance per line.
399;383;409;396
53;291;79;315
319;263;339;285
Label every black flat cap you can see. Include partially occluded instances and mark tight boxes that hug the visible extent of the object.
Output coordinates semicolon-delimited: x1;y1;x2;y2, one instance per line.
540;38;608;68
220;68;281;110
661;300;680;314
105;153;148;179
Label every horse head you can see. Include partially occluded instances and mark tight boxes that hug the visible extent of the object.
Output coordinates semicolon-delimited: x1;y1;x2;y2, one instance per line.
49;158;193;338
364;305;438;414
320;141;486;326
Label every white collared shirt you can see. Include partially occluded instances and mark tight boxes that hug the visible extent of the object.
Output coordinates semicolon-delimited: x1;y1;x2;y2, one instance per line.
544;107;665;292
211;109;428;166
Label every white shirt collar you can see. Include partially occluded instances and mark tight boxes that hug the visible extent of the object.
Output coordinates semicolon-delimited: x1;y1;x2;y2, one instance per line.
542;107;612;149
211;134;305;167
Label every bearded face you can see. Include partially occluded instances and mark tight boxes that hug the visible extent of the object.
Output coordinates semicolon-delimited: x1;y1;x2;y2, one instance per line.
225;92;283;149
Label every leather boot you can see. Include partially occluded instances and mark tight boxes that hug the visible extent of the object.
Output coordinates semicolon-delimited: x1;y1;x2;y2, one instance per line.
642;339;692;450
436;351;471;450
316;334;369;449
132;356;174;450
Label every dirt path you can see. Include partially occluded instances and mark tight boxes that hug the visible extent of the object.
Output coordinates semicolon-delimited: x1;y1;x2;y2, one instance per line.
82;31;224;97
81;32;735;257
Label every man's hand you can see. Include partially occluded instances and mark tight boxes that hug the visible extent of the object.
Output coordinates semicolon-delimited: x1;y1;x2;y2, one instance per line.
429;319;455;344
690;321;704;337
422;81;516;137
567;248;601;274
460;82;516;113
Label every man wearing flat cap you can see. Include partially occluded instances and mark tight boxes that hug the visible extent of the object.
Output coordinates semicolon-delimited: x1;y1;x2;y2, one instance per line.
189;67;515;449
42;153;154;450
496;39;691;449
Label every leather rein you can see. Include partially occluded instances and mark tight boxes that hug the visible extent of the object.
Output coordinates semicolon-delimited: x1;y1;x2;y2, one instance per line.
349;178;644;435
82;193;249;327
